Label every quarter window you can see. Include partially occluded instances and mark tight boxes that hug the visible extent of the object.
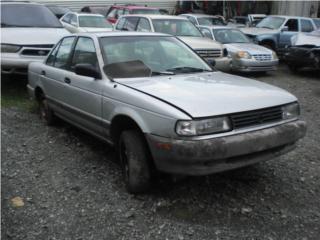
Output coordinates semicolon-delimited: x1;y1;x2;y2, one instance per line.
54;37;75;70
116;17;126;30
46;41;61;66
70;37;99;72
301;19;314;32
284;19;298;32
137;18;151;32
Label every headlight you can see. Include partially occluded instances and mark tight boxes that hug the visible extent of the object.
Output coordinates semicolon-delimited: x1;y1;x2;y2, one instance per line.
1;44;21;53
272;51;278;60
236;51;251;59
282;103;300;120
176;116;232;136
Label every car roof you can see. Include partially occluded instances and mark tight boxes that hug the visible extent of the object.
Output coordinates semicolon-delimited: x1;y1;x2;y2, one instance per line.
181;13;220;18
121;14;186;20
267;15;313;20
111;5;158;10
199;25;234;30
0;1;41;5
68;12;104;17
73;31;171;38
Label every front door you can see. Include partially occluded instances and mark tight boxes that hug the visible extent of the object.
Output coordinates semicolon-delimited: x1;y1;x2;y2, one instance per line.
278;18;299;49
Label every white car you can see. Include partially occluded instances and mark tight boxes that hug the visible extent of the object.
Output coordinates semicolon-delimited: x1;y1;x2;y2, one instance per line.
60;12;113;33
114;15;230;71
199;26;279;72
1;1;69;74
179;13;226;27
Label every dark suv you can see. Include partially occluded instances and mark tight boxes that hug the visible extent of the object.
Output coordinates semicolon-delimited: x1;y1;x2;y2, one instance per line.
106;4;161;24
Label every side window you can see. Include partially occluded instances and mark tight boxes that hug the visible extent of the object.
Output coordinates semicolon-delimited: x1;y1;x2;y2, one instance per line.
313;19;320;28
137;18;151;32
116;17;126;30
285;19;298;32
123;9;129;15
46;41;61;66
108;8;117;18
54;37;75;70
301;19;314;32
200;28;212;39
62;14;71;23
187;16;197;25
70;37;99;72
70;14;77;26
125;17;139;31
116;9;124;19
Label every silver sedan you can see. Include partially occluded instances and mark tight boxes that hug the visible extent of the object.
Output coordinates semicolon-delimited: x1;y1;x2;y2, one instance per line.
199;26;279;72
28;32;305;193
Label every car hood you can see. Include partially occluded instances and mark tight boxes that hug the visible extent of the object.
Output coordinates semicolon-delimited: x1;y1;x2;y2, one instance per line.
178;36;222;50
224;43;273;55
240;27;279;36
291;32;320;47
117;72;296;118
80;27;113;32
1;28;69;45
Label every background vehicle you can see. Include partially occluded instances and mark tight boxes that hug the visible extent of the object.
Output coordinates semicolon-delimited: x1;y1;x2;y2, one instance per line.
240;15;318;56
114;15;230;71
60;13;113;33
199;26;278;72
180;13;226;26
27;32;306;193
80;5;111;17
106;4;161;24
285;29;320;72
46;5;71;19
228;14;266;28
0;1;68;74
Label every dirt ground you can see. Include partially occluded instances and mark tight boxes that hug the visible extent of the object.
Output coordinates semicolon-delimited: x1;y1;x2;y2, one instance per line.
1;65;320;240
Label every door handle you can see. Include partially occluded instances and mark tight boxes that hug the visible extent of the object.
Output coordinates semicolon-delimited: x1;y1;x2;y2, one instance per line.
41;70;46;76
64;77;71;84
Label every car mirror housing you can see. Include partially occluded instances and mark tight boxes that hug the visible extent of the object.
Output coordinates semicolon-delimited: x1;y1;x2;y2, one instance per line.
75;64;101;79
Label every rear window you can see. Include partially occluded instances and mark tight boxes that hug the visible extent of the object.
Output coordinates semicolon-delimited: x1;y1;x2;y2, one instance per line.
79;16;112;28
1;3;62;28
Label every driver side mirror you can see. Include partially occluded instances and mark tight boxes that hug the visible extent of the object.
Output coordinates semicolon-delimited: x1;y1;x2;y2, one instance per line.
281;26;289;32
75;64;101;79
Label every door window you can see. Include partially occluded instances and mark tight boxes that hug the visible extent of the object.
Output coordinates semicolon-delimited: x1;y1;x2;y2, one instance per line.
137;18;151;32
284;19;298;32
70;14;77;26
54;37;76;70
70;37;99;72
108;8;117;18
301;19;314;32
124;17;139;31
187;16;197;25
46;41;61;66
115;17;126;30
62;13;72;23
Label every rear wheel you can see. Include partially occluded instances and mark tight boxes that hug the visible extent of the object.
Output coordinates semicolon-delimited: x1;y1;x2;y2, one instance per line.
118;130;152;193
38;96;55;125
287;64;299;73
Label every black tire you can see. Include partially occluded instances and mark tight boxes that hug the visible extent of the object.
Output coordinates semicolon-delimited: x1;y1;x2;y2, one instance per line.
38;96;55;126
118;130;152;193
288;64;299;73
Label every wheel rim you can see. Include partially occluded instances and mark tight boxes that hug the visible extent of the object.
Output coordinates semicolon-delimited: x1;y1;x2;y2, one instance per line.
119;139;130;182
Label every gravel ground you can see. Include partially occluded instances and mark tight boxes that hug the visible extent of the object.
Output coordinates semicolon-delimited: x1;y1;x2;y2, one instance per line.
2;65;320;240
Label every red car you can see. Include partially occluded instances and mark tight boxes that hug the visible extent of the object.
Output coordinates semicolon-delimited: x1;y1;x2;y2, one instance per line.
106;5;161;24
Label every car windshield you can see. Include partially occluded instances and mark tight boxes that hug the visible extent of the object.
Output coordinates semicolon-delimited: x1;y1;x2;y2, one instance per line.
1;4;62;28
100;36;212;78
79;16;112;28
198;17;225;26
213;29;250;43
131;9;161;14
256;16;285;30
152;19;203;37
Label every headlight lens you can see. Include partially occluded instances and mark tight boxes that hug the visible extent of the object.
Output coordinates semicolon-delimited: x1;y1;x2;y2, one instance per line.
236;51;251;59
1;44;21;53
176;116;231;136
272;51;278;59
282;103;300;120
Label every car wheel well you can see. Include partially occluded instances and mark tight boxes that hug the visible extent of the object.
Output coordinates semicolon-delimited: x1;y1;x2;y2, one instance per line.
110;115;143;145
260;40;275;50
35;87;44;102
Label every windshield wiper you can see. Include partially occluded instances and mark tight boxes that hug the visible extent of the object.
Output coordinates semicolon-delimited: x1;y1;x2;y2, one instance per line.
151;71;175;76
166;66;212;73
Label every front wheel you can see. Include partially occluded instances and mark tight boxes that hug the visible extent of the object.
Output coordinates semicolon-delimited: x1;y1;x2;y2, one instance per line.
38;97;55;125
118;130;152;193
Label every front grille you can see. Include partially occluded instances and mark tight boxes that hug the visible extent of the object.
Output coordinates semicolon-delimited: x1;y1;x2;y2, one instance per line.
230;105;283;129
196;49;222;59
21;49;50;56
253;54;272;61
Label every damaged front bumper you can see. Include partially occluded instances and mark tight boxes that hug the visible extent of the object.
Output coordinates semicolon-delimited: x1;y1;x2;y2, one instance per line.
146;120;306;175
284;46;320;69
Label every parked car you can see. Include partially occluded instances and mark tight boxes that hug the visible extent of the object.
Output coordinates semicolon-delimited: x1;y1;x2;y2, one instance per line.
198;26;278;72
0;1;69;74
60;13;113;33
312;18;320;29
240;15;318;57
228;14;266;28
27;32;306;193
284;29;320;71
80;5;111;17
114;15;230;71
46;5;71;19
106;4;161;24
179;13;226;27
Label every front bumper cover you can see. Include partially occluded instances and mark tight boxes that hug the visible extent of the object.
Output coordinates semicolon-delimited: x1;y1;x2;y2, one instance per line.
146;120;306;175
